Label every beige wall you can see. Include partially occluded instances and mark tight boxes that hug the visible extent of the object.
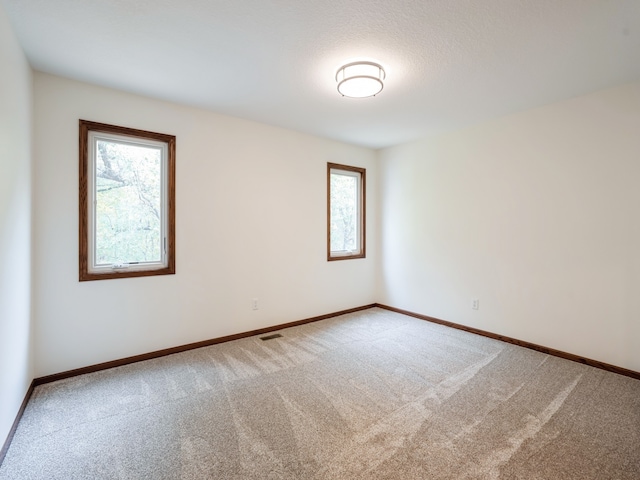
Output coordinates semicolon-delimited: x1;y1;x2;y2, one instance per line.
378;82;640;372
0;7;33;448
33;73;378;377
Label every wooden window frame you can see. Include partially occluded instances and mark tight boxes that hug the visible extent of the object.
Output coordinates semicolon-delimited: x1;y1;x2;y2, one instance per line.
79;120;176;281
327;162;366;261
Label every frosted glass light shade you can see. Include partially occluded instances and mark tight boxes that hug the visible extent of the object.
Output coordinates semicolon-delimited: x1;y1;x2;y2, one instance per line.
336;61;385;98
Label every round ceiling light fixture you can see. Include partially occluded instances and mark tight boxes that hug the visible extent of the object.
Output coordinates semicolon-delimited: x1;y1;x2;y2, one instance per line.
336;61;386;98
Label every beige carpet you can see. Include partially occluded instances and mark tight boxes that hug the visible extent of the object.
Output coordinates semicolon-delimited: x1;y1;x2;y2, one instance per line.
1;308;639;479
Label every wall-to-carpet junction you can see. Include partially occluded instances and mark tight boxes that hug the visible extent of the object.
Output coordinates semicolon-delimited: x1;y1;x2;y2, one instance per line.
1;308;638;479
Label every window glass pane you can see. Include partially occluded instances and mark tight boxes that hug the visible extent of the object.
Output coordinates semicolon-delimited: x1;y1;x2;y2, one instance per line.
330;171;359;252
95;139;162;265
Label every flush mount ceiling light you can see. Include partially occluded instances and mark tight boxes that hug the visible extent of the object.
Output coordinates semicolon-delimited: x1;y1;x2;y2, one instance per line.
336;61;386;98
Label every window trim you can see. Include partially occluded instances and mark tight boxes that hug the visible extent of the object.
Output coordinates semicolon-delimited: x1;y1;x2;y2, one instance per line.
327;162;366;261
79;120;176;281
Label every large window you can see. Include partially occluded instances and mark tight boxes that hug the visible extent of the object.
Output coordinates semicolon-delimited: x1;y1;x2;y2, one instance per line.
327;163;366;260
79;120;175;281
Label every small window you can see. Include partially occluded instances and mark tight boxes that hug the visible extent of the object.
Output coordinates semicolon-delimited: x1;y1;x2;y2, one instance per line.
327;163;366;260
79;120;175;281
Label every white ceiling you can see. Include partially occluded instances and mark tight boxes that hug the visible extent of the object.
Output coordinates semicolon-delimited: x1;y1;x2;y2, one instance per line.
3;0;640;149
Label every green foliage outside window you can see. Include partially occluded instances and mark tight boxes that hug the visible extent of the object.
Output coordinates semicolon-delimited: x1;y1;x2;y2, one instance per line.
95;140;162;265
330;172;358;252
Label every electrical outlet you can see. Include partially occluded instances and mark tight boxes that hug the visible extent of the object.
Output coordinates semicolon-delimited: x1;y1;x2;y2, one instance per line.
472;299;479;310
252;298;259;310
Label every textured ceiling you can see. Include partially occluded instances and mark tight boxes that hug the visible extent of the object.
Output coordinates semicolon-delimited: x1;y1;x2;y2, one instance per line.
3;0;640;148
